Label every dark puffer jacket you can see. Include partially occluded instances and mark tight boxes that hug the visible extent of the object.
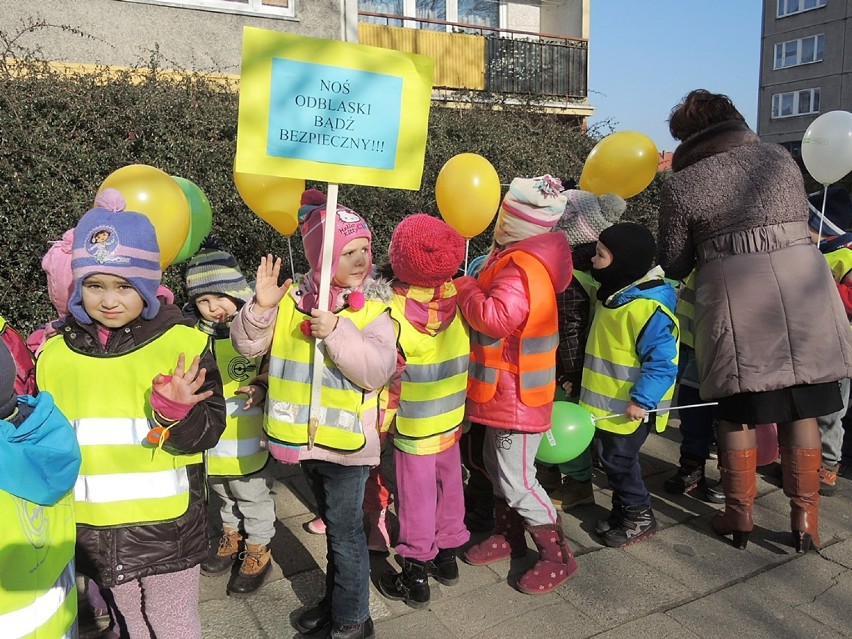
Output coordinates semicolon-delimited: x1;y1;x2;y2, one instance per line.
36;303;225;587
657;120;852;399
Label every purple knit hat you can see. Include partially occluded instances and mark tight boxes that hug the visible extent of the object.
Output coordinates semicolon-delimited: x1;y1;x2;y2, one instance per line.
67;188;162;325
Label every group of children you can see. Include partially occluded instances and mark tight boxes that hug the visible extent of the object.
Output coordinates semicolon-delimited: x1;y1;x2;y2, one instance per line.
12;169;849;639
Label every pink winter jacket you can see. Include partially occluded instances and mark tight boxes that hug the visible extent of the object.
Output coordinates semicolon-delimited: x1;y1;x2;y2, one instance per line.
230;297;398;467
455;232;573;432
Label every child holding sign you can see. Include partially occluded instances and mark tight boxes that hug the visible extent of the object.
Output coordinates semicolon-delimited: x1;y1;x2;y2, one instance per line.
230;189;396;639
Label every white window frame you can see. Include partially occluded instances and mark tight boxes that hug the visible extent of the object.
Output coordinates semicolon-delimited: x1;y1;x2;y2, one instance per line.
771;88;820;119
117;0;296;20
363;0;500;31
777;0;826;18
773;34;824;69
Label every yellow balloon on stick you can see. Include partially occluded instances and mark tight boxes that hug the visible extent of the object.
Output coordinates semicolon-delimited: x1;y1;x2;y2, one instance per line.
97;164;191;269
435;153;501;239
233;168;304;237
579;131;659;199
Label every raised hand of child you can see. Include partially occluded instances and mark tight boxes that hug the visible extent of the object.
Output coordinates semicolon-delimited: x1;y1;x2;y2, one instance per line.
309;308;339;339
153;353;214;405
237;384;266;409
255;254;293;313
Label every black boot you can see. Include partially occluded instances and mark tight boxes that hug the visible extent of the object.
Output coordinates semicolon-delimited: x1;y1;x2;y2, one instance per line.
599;505;657;548
378;557;431;609
292;599;331;635
594;493;623;534
426;548;459;586
664;458;724;503
329;618;374;639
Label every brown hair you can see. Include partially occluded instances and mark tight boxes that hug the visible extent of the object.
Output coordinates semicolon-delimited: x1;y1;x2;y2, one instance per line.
668;89;745;142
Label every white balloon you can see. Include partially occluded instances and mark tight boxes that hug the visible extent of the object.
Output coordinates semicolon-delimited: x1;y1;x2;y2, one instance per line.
801;110;852;185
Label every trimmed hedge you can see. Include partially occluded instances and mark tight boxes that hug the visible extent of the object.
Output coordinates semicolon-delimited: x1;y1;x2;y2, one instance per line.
0;26;664;334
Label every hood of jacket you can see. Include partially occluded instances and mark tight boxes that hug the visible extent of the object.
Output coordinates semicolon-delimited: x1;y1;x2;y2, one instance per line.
0;392;81;505
499;232;573;294
671;120;760;173
605;266;677;312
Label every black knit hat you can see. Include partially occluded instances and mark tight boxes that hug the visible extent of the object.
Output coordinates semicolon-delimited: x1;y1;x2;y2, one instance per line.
593;222;657;301
0;340;18;420
184;237;252;305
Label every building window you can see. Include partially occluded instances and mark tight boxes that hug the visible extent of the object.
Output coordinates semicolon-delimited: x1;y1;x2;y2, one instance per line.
777;0;826;18
771;88;820;118
359;0;499;29
117;0;294;19
774;34;824;69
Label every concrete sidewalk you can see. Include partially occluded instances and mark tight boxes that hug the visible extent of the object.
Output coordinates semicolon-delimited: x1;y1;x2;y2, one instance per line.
117;421;852;638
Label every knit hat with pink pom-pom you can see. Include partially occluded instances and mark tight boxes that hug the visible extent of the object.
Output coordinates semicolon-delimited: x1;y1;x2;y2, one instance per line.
67;188;162;325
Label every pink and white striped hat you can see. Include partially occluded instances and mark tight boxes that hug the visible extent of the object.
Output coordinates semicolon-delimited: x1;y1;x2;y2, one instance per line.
494;175;568;246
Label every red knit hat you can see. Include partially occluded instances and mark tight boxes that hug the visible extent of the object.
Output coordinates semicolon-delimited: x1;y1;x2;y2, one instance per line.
390;214;466;287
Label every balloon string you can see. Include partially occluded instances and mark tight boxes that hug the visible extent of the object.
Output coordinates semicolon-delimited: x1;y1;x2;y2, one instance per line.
287;236;295;278
464;239;470;275
818;186;828;246
591;401;718;423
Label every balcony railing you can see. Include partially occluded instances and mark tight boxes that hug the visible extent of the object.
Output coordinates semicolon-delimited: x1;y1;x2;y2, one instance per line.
358;12;588;99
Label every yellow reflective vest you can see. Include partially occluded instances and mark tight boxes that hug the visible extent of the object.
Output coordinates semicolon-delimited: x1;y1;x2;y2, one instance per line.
675;270;697;349
36;326;208;527
0;489;77;639
207;336;267;476
266;290;390;451
389;297;469;438
572;270;600;323
580;298;679;435
824;246;852;284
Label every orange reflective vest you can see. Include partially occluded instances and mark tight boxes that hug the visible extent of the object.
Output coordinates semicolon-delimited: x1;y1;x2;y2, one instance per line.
467;251;559;407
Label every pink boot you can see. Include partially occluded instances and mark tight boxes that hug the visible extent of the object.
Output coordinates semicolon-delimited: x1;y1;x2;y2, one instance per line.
517;519;578;594
462;498;528;566
366;508;391;552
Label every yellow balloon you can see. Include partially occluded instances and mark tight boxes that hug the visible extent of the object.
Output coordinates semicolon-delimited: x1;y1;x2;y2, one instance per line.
579;131;659;199
97;164;191;269
233;168;304;237
435;153;501;238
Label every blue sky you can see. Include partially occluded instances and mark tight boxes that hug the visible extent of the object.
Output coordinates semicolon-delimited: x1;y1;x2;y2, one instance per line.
587;1;763;152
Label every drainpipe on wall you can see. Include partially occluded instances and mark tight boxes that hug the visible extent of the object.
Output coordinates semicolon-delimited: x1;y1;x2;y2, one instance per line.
341;0;359;43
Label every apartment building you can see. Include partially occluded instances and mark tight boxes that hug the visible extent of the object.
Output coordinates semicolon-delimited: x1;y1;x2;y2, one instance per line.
757;0;852;155
0;0;592;122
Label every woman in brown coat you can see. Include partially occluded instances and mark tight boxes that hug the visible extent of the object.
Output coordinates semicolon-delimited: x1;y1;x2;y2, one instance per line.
657;89;852;552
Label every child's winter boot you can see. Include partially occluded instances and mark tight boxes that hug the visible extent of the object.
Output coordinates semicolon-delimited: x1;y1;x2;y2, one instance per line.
664;456;724;503
594;493;623;535
600;505;658;548
201;526;242;575
426;548;459;586
228;542;272;597
462;498;528;565
517;518;578;594
378;557;430;609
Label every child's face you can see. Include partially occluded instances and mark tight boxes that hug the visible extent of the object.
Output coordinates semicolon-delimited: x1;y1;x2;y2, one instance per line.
333;237;371;288
81;274;145;328
591;241;614;270
195;293;238;324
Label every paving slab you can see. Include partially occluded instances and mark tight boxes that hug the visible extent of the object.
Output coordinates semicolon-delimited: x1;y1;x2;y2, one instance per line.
591;612;703;639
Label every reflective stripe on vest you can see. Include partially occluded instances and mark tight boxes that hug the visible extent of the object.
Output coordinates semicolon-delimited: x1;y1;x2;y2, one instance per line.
36;325;209;526
580;297;679;434
0;490;77;639
390;298;470;438
467;251;559;407
266;290;389;451
207;336;267;476
675;270;697;349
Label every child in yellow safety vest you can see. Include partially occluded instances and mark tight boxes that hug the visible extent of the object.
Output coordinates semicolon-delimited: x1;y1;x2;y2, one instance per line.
374;214;471;609
184;239;276;597
230;189;396;639
580;222;679;548
1;339;81;639
35;188;226;639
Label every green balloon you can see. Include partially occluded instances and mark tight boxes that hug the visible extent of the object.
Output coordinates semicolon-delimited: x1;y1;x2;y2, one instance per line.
171;176;213;265
536;401;595;465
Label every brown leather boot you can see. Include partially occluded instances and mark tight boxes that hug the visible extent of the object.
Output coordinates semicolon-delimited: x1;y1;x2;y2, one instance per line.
227;542;272;597
462;498;527;565
201;526;242;576
711;448;756;549
780;446;822;552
